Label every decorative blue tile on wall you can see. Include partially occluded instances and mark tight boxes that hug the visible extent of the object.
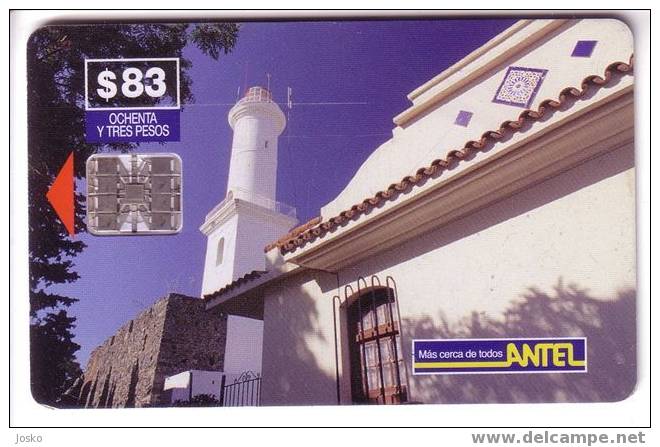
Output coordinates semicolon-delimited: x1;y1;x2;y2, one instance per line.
454;110;473;127
492;66;548;109
571;40;598;58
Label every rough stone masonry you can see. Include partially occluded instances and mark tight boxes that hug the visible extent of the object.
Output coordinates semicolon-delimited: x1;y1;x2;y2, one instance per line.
74;293;262;408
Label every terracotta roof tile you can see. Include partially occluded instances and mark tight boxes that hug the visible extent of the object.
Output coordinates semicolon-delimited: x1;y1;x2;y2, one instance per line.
263;216;322;252
266;56;634;255
203;270;267;301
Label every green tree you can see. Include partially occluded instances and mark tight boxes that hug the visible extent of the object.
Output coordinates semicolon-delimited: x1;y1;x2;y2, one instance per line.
27;22;239;406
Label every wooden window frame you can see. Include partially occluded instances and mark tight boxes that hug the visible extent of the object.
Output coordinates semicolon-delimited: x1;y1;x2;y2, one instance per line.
346;284;407;405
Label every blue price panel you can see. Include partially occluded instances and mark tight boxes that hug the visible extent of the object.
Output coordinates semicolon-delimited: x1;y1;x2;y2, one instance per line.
84;58;181;143
412;337;587;375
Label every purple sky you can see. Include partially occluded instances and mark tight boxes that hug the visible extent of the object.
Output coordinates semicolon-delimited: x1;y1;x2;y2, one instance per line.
52;19;516;366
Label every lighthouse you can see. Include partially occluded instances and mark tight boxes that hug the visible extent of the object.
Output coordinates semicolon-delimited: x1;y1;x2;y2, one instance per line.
200;86;298;296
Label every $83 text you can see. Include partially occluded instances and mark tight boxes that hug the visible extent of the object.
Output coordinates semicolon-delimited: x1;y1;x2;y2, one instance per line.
96;66;167;101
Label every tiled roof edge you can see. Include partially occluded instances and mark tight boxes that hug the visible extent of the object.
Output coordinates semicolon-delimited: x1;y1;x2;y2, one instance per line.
263;215;322;253
203;270;267;301
268;55;634;256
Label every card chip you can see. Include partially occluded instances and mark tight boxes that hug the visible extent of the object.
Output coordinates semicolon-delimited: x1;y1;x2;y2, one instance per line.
86;153;182;235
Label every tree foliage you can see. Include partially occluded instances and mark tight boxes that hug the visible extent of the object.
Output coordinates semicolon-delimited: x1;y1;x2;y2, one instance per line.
27;22;240;406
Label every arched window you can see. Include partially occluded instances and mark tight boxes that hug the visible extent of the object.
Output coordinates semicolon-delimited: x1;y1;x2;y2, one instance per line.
216;237;225;266
347;286;407;404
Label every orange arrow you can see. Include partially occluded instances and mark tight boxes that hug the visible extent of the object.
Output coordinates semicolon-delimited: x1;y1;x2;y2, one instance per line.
46;152;75;236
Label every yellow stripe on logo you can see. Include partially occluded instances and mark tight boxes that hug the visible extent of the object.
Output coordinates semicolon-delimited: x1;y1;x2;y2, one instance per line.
414;361;511;369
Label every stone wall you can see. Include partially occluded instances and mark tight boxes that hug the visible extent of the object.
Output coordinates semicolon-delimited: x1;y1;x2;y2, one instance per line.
78;293;251;408
151;295;228;405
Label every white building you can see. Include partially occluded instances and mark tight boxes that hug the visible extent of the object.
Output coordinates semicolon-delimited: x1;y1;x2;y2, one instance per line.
201;19;636;405
200;86;297;296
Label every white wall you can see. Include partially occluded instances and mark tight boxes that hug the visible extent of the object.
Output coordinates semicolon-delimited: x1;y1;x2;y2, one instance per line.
201;204;297;296
347;144;635;403
164;370;225;403
223;315;264;375
234;206;297;281
261;143;636;405
261;271;340;406
201;213;239;296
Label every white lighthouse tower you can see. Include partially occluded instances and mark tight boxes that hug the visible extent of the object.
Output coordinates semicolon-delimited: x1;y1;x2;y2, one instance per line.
200;86;298;296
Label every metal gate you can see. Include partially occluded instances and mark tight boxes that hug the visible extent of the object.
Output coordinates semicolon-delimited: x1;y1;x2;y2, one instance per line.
220;371;261;406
